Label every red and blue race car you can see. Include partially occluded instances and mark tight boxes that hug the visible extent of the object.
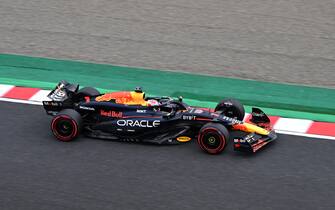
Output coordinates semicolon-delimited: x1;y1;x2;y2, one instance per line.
43;81;277;154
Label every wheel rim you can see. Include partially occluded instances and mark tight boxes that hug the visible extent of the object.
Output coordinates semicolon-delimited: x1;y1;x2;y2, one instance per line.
56;119;74;136
51;116;78;141
203;133;221;149
198;128;226;154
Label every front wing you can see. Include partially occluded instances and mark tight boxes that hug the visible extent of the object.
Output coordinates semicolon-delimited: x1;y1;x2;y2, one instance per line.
233;131;277;153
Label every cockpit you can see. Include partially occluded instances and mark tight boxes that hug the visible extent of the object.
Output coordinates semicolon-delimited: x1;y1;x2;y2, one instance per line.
94;87;188;117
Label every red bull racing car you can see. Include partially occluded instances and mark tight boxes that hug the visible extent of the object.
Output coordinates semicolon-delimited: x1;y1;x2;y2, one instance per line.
43;81;277;154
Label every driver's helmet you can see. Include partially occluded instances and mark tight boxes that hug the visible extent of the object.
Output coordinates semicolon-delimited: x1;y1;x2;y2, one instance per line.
147;99;160;107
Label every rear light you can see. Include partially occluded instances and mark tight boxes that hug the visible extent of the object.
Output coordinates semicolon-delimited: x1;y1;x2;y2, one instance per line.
234;144;241;148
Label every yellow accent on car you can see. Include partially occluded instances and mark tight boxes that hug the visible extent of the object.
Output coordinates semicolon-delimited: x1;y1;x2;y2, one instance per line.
176;136;192;142
243;123;270;135
129;91;148;106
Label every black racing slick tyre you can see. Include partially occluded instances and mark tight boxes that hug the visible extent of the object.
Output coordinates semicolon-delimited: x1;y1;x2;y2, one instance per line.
73;87;100;102
197;123;230;155
215;98;245;121
51;109;82;142
77;87;100;97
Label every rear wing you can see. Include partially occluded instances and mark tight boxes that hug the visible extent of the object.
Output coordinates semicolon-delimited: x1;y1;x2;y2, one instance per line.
47;81;79;101
43;81;79;115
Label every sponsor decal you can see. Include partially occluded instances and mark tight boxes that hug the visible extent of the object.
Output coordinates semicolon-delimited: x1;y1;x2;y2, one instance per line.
194;109;204;114
221;116;242;124
100;110;123;118
252;112;265;117
43;101;62;106
79;106;95;111
182;115;196;120
245;134;255;142
176;136;192;142
234;138;246;143
136;110;147;113
223;102;233;106
116;120;160;128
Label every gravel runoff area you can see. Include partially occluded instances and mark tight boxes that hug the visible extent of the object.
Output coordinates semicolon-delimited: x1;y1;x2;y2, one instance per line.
0;0;335;87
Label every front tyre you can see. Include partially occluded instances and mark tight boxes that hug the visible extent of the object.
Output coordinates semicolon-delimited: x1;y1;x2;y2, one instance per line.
197;123;229;155
215;98;245;121
51;109;82;142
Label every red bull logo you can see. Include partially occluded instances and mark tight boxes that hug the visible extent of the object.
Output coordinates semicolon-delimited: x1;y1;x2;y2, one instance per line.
100;110;123;118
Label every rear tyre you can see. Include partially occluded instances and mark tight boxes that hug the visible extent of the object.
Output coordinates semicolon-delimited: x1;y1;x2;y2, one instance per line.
78;87;100;96
51;109;82;142
75;87;100;102
197;123;229;154
215;98;245;121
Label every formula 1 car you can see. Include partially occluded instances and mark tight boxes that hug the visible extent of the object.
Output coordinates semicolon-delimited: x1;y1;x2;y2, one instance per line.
43;81;277;154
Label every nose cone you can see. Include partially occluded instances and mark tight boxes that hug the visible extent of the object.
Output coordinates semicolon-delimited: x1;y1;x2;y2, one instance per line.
233;122;270;135
244;123;270;135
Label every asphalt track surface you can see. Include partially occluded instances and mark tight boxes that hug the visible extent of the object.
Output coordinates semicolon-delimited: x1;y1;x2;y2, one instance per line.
0;101;335;210
1;0;335;87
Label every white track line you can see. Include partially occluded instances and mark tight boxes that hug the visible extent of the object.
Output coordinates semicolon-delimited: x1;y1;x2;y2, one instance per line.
276;130;335;141
29;90;50;102
274;118;313;133
0;97;42;105
0;84;14;97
